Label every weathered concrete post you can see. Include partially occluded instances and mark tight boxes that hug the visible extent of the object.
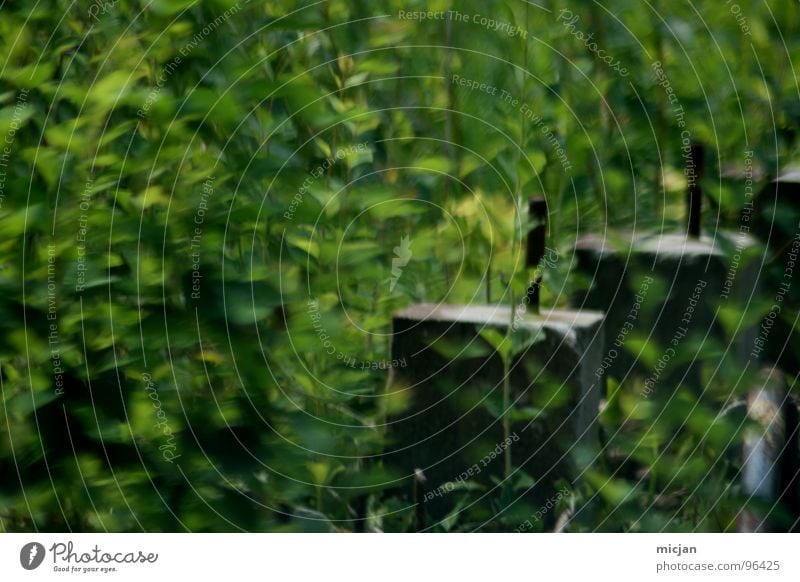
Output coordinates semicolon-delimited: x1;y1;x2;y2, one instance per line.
385;197;605;529
572;145;762;388
752;169;800;378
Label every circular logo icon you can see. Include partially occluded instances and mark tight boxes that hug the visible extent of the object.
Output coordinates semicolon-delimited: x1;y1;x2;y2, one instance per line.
20;542;45;570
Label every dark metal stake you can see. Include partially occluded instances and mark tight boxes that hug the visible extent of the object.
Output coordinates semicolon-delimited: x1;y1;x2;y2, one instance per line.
526;273;543;315
526;196;548;313
686;143;704;238
526;196;548;267
353;494;367;532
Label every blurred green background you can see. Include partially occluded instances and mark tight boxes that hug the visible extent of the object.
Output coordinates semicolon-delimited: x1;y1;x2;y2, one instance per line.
1;0;799;532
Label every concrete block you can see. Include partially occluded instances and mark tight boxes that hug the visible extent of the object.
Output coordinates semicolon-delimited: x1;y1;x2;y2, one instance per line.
385;302;604;522
572;230;761;387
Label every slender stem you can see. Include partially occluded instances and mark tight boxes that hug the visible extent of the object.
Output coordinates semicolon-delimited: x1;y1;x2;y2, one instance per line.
486;261;492;303
503;288;515;478
654;3;666;219
516;2;530;208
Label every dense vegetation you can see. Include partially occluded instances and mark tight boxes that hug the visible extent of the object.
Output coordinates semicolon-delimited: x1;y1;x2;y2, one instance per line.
1;0;798;532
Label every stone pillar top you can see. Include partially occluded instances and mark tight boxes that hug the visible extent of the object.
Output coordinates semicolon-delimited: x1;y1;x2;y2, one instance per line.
395;302;604;330
574;229;760;257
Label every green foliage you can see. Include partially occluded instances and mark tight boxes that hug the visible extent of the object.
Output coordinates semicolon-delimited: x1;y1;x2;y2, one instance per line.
0;0;798;532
